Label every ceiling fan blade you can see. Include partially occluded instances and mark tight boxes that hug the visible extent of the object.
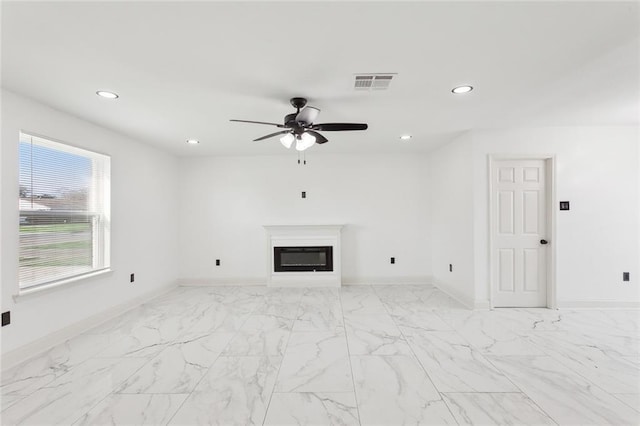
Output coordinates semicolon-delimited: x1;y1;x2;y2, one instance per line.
230;119;285;128
306;130;328;144
296;106;320;124
253;130;291;141
311;123;368;131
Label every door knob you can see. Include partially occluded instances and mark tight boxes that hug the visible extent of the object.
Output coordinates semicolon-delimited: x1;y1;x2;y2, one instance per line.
540;239;548;245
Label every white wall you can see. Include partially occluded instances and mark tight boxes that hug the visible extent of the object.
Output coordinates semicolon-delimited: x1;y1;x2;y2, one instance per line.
177;154;431;285
3;90;635;361
427;132;476;307
1;90;180;354
178;126;639;308
471;127;639;306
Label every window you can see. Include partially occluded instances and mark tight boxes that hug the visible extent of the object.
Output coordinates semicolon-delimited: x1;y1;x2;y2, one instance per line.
18;132;111;290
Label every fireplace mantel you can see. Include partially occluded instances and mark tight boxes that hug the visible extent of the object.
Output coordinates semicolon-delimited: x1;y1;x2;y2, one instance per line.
263;225;344;287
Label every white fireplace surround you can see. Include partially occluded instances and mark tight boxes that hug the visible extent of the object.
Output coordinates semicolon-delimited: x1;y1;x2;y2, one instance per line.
264;225;343;287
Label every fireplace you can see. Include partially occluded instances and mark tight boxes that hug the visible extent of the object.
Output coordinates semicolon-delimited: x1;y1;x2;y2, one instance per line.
264;225;343;287
274;246;333;272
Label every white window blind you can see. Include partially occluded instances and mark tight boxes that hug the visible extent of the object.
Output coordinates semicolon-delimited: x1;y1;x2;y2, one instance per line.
18;132;111;290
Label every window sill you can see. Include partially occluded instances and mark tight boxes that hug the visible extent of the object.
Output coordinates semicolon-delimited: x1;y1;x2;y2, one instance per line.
13;268;113;302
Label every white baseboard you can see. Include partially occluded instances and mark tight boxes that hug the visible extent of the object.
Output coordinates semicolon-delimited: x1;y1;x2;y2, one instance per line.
268;281;340;288
557;300;640;309
342;276;433;286
433;279;475;310
1;281;178;373
179;276;434;287
178;278;266;286
473;300;491;309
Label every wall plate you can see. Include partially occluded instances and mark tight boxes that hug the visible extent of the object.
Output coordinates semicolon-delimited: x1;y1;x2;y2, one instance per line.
2;311;10;327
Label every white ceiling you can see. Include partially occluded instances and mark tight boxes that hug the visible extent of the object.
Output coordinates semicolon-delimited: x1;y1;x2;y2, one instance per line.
2;1;638;157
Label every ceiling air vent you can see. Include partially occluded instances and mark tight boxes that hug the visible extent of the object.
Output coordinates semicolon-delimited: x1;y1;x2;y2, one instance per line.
354;73;396;91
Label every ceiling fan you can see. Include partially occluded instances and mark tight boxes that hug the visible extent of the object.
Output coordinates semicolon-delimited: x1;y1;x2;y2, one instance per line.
230;97;368;151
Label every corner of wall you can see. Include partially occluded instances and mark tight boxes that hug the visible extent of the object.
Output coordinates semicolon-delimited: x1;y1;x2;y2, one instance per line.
433;278;474;309
427;132;477;307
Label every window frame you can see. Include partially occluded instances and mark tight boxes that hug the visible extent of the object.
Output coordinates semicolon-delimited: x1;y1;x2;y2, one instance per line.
17;131;111;295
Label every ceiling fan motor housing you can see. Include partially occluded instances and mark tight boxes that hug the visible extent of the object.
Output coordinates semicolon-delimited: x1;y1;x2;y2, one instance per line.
290;97;307;110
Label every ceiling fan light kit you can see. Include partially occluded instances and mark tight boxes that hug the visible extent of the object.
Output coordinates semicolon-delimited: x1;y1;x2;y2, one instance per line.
279;133;294;149
230;97;368;153
296;133;316;151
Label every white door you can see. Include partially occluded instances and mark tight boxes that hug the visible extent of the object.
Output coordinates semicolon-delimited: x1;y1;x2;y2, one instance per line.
491;159;548;307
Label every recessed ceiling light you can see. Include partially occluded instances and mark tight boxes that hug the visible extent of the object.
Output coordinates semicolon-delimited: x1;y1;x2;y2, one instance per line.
452;85;473;94
186;139;200;145
96;90;119;99
400;135;412;140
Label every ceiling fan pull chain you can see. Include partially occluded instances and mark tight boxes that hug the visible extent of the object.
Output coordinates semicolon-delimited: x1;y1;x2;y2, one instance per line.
297;151;300;165
303;151;306;165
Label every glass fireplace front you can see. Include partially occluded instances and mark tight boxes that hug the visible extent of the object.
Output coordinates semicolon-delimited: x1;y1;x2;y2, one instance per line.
274;246;333;272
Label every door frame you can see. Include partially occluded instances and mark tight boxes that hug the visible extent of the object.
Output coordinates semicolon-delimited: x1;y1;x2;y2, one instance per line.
488;155;557;309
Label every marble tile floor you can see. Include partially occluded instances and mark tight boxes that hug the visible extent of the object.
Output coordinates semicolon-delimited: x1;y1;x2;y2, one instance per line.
1;285;639;425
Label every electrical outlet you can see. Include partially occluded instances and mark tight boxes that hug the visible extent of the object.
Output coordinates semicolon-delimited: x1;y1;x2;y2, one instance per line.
449;264;453;272
390;257;395;264
623;272;630;282
216;259;221;266
301;191;306;199
2;311;10;327
130;273;135;283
